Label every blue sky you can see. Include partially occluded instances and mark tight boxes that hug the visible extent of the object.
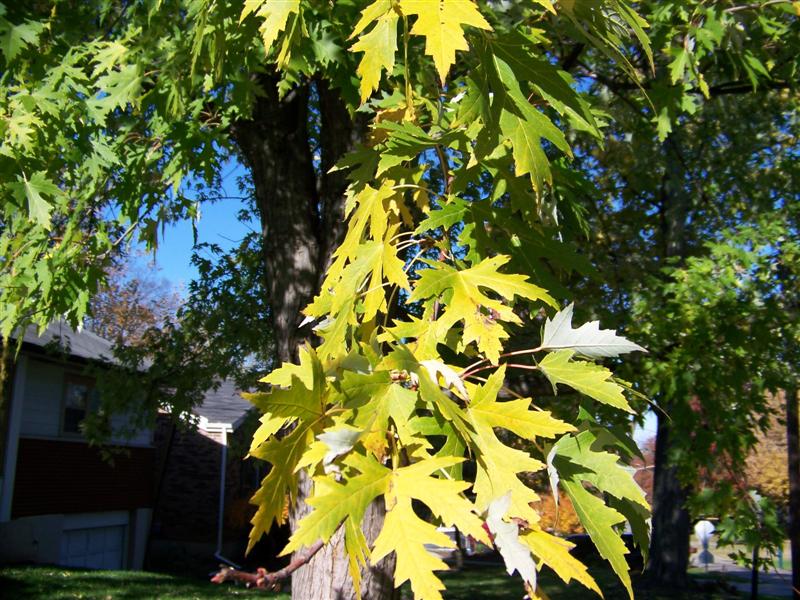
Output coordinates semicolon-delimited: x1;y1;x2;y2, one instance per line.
132;163;255;291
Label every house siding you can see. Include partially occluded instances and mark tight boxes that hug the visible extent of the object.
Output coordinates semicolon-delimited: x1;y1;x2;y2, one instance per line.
11;438;155;519
20;359;62;437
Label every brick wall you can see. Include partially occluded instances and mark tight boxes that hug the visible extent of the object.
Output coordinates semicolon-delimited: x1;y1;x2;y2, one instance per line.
150;419;223;543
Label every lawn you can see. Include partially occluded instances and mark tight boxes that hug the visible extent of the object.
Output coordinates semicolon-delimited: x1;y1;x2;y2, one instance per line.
0;564;778;600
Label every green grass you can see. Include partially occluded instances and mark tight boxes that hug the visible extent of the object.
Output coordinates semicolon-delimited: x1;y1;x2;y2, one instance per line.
0;566;290;600
0;564;784;600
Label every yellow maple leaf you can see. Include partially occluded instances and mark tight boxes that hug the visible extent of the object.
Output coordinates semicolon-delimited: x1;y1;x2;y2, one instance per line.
408;255;555;363
464;369;556;523
522;527;601;595
469;366;575;441
241;0;300;53
372;496;450;600
399;0;492;82
351;7;399;103
373;456;486;599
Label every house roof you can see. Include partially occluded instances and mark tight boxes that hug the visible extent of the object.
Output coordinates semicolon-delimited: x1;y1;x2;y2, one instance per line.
21;321;115;363
194;379;254;429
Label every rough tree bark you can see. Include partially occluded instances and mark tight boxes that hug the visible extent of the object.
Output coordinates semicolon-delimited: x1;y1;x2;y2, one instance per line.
233;74;395;599
646;132;692;587
648;412;691;587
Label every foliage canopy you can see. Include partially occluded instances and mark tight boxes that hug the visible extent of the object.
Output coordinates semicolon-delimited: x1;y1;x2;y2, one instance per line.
11;0;799;598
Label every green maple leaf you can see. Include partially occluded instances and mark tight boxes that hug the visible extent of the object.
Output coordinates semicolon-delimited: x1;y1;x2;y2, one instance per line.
0;19;44;61
284;452;392;553
553;431;648;508
561;479;633;599
247;420;316;552
538;349;633;412
338;370;419;460
11;172;62;229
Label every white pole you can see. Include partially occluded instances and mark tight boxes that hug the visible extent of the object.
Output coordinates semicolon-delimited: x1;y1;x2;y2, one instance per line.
216;427;227;556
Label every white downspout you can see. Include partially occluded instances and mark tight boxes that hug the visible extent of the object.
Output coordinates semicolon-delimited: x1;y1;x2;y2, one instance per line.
216;426;227;556
208;422;241;569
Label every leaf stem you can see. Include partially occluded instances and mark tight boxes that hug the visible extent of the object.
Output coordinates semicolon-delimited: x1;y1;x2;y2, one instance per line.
460;346;544;378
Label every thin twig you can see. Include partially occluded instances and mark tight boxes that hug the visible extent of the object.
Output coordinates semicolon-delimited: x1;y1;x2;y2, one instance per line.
724;0;790;12
211;539;325;590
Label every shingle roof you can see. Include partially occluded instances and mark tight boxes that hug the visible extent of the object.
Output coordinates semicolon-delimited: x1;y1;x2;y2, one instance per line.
194;379;254;428
21;321;115;363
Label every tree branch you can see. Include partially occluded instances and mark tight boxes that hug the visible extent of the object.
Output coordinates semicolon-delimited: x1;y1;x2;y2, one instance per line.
724;0;791;13
210;539;325;590
705;79;794;97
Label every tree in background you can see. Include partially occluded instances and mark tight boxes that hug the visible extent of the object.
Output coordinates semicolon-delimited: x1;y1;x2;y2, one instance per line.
632;212;800;588
88;259;182;346
561;1;800;585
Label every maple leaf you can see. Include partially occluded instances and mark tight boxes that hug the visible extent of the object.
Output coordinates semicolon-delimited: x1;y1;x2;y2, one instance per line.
393;456;489;544
538;349;633;412
465;372;545;524
372;496;450;600
541;303;646;358
0;19;44;61
344;516;370;598
489;53;571;196
338;370;419;460
468;366;575;442
522;528;600;595
350;6;398;104
10;172;61;229
284;453;391;553
241;0;300;53
561;479;633;599
247;420;316;552
373;456;487;600
399;0;491;82
409;255;555;363
486;494;537;589
553;431;648;509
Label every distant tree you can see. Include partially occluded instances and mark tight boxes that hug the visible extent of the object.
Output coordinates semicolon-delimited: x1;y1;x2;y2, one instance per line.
88;259;182;346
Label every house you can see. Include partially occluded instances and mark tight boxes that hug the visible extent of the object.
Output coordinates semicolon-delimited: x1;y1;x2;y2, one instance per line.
147;379;268;572
0;322;154;570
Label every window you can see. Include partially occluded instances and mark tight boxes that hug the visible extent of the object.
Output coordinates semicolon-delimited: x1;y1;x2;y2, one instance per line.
62;375;98;435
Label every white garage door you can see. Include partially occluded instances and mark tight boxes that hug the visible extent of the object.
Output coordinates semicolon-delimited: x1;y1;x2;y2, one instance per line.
60;525;126;569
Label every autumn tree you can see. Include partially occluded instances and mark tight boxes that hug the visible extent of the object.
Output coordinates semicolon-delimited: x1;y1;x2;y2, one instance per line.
88;259;182;345
5;1;792;598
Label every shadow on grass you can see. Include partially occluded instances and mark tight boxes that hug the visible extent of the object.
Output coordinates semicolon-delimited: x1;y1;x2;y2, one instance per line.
436;562;751;600
0;566;290;600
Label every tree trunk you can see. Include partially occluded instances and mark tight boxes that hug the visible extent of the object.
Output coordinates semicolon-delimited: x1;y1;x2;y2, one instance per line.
647;409;691;587
647;131;692;586
290;472;398;600
233;74;394;599
786;387;800;599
